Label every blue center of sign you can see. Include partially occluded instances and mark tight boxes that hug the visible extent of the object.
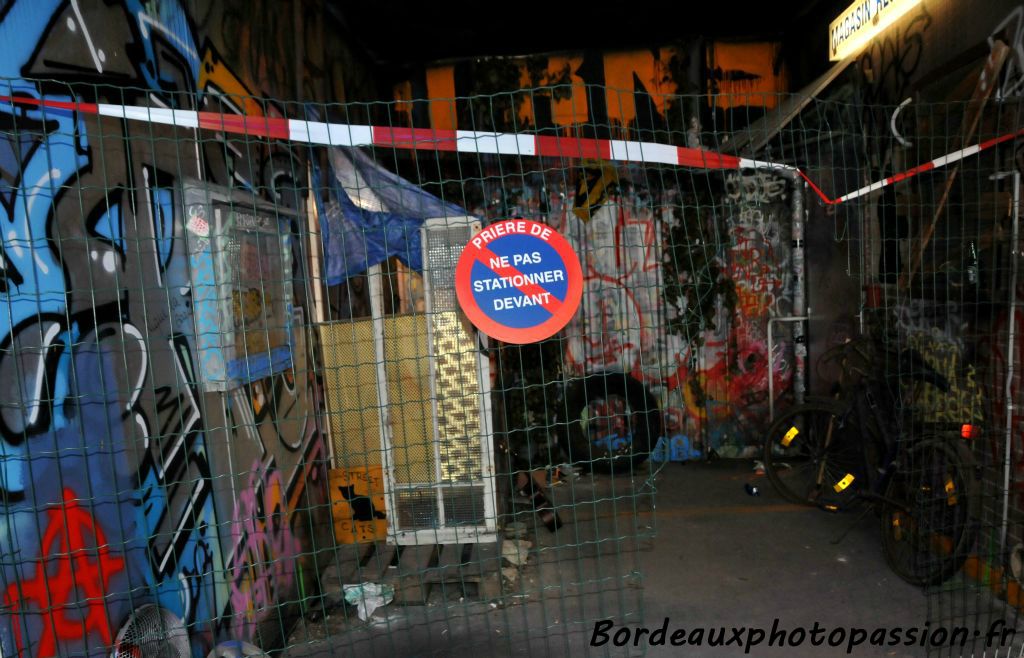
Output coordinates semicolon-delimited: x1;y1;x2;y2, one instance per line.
469;233;569;329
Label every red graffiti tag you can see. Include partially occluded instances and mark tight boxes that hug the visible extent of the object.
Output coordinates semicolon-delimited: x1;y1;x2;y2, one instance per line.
4;488;125;657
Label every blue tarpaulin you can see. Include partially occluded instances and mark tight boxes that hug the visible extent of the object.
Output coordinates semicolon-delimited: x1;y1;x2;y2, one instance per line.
314;147;465;285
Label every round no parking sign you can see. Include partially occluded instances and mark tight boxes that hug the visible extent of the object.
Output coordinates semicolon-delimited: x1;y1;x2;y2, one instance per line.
455;219;583;344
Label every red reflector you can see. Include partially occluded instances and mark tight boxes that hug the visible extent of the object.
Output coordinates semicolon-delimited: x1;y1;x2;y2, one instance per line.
961;424;977;439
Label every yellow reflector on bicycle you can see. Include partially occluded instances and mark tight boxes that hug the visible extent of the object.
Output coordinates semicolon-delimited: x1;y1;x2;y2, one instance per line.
892;513;904;541
944;477;958;506
781;426;799;447
824;504;839;512
834;473;855;492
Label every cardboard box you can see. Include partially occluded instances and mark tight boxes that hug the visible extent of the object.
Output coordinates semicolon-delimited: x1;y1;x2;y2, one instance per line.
329;466;388;544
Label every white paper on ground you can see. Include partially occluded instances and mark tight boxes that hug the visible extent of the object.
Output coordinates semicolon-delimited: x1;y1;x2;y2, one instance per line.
343;582;396;621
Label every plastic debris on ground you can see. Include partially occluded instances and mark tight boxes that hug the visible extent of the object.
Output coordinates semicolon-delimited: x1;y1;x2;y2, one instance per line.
503;521;528;539
502;539;532;566
343;582;396;621
501;566;520;586
650;435;702;462
550;464;580;485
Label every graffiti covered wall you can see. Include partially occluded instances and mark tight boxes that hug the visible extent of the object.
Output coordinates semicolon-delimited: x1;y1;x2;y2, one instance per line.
392;43;788;138
460;160;794;456
0;1;330;656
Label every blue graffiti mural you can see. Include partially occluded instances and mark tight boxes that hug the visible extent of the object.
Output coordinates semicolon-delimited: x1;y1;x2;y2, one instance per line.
0;0;89;503
134;333;223;633
125;0;202;96
0;1;322;656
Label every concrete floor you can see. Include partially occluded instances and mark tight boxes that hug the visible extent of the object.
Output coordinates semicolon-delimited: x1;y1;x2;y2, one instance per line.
284;459;1001;657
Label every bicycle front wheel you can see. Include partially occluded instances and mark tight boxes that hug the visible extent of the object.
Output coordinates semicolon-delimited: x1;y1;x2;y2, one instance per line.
880;437;977;587
762;399;864;506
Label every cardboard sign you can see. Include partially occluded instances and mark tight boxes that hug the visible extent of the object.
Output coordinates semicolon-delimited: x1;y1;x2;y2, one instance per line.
454;219;583;344
328;467;387;544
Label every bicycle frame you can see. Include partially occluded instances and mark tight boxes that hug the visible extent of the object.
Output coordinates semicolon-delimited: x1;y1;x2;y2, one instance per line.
821;366;930;512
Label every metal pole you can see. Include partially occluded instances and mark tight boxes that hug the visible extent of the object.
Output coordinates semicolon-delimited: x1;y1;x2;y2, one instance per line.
763;171;809;421
767;316;809;421
993;170;1020;556
791;181;808;406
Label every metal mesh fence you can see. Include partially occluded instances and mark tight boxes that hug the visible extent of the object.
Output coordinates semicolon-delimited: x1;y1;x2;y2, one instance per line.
751;42;1024;657
1;71;1024;658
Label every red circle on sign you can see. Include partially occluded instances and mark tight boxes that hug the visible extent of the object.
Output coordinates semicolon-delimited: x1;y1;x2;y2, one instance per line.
455;219;583;344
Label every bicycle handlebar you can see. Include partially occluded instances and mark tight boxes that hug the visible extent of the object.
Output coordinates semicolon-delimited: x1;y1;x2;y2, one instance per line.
817;337;950;392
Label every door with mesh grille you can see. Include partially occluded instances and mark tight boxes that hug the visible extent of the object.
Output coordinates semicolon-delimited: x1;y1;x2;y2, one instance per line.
380;216;497;544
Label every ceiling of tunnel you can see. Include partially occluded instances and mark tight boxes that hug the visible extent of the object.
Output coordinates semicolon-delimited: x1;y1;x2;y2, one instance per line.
328;0;850;83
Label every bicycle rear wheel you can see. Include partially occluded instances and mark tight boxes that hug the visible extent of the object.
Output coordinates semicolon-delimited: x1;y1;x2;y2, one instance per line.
879;437;978;586
762;399;864;506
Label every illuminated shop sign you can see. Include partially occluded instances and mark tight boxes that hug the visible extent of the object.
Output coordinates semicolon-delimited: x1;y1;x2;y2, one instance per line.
829;0;923;61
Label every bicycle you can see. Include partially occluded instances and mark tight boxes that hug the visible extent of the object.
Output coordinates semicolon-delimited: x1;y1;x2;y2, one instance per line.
762;336;979;586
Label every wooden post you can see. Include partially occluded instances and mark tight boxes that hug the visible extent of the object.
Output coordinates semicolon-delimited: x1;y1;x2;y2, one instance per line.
306;160;328;324
900;41;1010;290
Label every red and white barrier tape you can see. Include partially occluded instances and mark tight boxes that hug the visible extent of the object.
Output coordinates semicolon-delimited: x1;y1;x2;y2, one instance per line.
2;95;1021;207
798;126;1024;205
